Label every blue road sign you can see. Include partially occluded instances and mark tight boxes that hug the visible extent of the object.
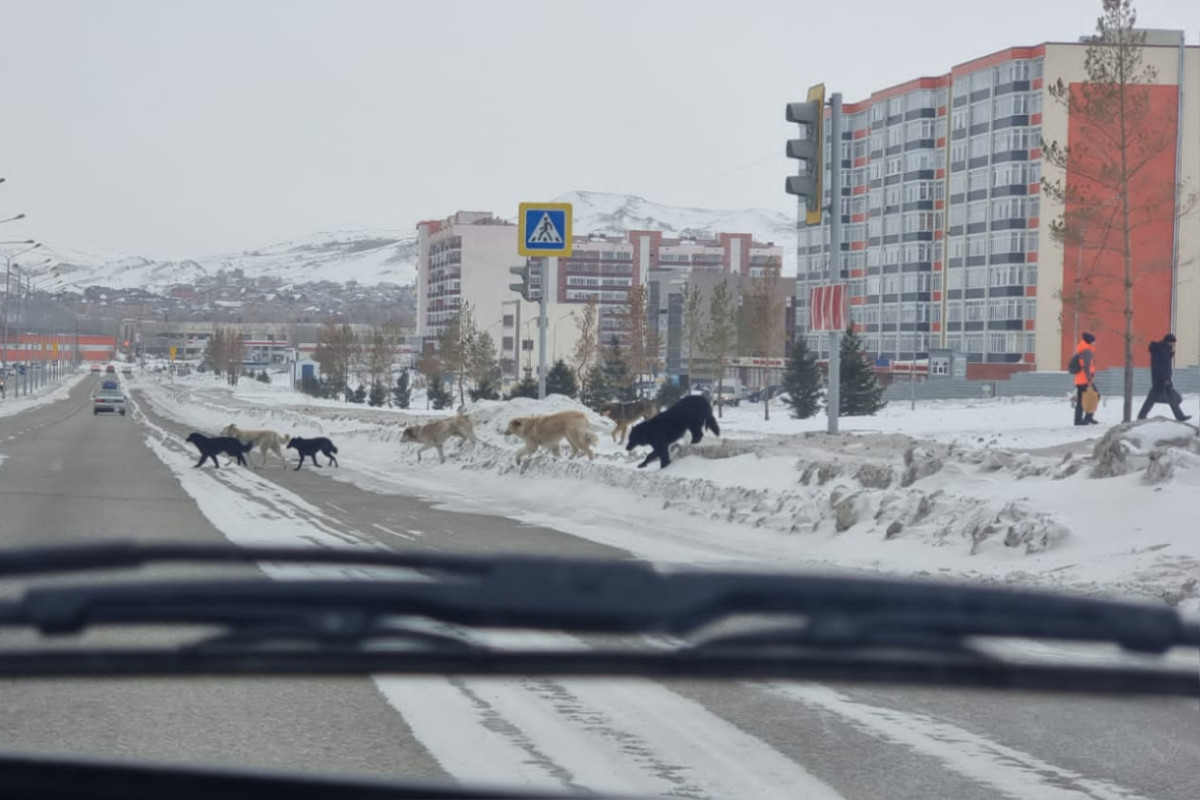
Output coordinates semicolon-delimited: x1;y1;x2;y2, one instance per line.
518;202;573;257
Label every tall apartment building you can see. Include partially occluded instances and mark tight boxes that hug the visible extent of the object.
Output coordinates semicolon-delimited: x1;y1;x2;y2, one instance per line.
796;31;1199;378
415;211;518;353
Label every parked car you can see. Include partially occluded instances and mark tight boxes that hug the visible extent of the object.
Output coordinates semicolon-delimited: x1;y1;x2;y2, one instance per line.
711;383;747;407
748;385;785;403
89;364;101;373
93;389;126;416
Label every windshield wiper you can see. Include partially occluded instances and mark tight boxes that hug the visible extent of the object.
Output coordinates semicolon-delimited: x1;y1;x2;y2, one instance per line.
0;541;1195;697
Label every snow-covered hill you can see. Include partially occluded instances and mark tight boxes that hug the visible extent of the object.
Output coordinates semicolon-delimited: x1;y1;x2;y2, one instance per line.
36;192;798;292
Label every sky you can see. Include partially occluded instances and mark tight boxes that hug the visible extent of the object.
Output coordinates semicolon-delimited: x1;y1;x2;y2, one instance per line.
1;0;1198;259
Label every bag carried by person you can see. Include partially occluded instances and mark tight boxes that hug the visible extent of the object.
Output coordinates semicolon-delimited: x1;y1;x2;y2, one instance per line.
1082;385;1100;414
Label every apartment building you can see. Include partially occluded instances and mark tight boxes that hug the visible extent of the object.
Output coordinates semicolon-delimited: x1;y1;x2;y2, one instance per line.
796;30;1199;379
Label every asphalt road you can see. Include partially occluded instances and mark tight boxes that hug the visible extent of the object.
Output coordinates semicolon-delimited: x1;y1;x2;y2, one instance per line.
0;374;1195;800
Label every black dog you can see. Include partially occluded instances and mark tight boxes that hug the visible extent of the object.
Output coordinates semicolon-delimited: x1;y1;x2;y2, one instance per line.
625;394;720;469
186;432;254;469
286;436;339;470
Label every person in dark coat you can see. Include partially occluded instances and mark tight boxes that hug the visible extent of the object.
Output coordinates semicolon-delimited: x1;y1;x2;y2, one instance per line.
1137;333;1191;421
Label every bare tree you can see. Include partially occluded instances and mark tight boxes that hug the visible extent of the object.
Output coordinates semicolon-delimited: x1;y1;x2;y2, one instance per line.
682;282;705;387
571;295;600;378
1042;0;1198;421
366;320;402;395
701;278;739;418
622;283;651;396
220;326;245;386
438;301;479;408
743;273;788;420
314;320;360;400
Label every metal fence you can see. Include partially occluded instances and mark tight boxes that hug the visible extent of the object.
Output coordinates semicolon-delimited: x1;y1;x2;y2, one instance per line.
881;365;1200;403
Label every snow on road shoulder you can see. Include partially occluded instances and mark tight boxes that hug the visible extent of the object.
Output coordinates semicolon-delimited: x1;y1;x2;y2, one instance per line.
130;373;1200;612
0;369;89;419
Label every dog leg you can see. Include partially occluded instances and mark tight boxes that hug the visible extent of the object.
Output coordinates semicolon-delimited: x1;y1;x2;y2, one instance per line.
194;455;206;468
657;444;671;469
328;452;338;467
437;444;445;464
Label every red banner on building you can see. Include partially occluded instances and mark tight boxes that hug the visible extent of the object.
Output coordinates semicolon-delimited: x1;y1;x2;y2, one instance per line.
809;284;848;332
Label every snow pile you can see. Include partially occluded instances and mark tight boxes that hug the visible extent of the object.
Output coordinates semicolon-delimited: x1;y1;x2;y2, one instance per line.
1089;420;1200;482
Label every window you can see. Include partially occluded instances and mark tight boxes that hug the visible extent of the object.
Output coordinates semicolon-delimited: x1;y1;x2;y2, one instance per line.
993;93;1029;119
951;108;968;131
868;217;882;237
870;130;885;151
951;140;968;163
970;100;990;126
886;156;903;176
902;242;931;262
947;237;965;259
906;119;935;141
949;173;968;195
904;181;935;202
993;60;1030;85
1029;92;1043;113
883;245;901;265
992;162;1029;187
967;235;988;258
905;150;933;172
965;299;986;321
866;248;881;267
948;205;965;227
870;103;886;123
887;125;904;147
888;96;903;117
992;128;1029;152
868;188;884;211
970;70;991;92
883;215;902;236
866;276;881;295
946;268;964;290
903;212;935;233
947;303;963;322
868;160;883;180
968;168;989;193
885;186;902;206
969;135;989;159
965;268;987;289
952;79;970;99
906;89;935;111
967;202;988;225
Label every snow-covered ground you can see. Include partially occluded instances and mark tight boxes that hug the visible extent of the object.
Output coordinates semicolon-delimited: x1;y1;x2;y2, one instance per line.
130;369;1200;615
0;369;89;419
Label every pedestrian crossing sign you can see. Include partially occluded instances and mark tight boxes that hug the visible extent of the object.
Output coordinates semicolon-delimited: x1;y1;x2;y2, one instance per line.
518;202;573;257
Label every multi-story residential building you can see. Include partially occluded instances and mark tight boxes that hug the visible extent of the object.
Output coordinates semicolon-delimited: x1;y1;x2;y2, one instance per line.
796;30;1199;379
415;211;518;353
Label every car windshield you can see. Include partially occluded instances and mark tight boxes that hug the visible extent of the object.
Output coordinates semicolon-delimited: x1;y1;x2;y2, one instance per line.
2;2;1200;799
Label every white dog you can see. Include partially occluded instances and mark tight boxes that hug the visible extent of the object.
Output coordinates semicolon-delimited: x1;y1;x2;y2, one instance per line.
220;423;293;469
401;415;479;463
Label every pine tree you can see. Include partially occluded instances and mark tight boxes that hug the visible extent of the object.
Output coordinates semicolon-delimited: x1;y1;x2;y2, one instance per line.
545;359;578;398
348;384;367;404
579;364;611;411
839;327;886;416
468;378;500;401
781;339;823;419
426;374;453;410
506;368;540;400
392;371;411;409
602;335;634;401
368;381;387;407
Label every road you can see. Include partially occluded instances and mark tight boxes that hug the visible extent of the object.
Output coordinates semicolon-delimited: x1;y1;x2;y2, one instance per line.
0;374;1195;800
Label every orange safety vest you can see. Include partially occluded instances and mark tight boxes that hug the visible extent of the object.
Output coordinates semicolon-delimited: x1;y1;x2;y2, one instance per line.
1074;339;1095;386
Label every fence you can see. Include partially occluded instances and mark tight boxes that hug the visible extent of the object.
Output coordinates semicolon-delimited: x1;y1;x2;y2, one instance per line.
881;365;1200;403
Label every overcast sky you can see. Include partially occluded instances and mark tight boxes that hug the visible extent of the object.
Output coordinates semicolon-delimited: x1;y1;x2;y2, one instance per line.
1;0;1198;258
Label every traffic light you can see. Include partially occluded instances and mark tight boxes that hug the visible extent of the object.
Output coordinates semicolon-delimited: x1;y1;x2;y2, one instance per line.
786;83;826;226
509;264;533;301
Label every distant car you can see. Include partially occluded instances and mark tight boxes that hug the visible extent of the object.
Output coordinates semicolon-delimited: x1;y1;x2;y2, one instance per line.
90;364;101;373
122;367;134;376
101;379;120;391
105;365;116;374
748;385;785;403
93;389;126;416
711;384;747;407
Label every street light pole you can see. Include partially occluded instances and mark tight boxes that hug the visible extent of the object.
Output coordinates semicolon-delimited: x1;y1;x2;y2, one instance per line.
2;243;41;383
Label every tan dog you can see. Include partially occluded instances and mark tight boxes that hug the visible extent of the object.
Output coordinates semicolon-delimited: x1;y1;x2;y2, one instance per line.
504;410;598;464
599;398;658;444
401;415;479;463
220;423;292;468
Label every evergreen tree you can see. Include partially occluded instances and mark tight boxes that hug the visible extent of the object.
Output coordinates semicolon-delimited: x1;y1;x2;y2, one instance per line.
781;338;823;419
602;335;634;401
545;359;578;397
348;384;367;404
299;374;322;398
579;364;611;411
655;381;685;409
839;326;886;416
368;381;387;407
426;374;454;410
468;378;501;401
392;370;412;409
255;370;270;384
505;368;539;400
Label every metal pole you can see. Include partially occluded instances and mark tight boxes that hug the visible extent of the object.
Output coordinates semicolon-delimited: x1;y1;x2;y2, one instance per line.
537;256;551;399
826;92;843;434
1;257;8;383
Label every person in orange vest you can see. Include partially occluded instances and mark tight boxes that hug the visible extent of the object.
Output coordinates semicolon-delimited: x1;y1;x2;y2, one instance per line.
1072;332;1098;426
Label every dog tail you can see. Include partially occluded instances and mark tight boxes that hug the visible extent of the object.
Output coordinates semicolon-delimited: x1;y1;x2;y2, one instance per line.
706;413;720;437
240;440;255;453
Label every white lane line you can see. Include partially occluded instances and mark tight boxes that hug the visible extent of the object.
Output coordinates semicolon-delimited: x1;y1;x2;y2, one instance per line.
768;684;1151;800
